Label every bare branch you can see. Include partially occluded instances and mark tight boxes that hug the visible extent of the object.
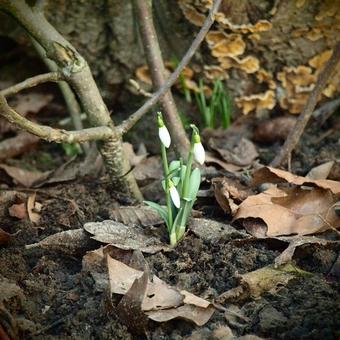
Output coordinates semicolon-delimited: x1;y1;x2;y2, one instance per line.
129;79;152;98
1;72;62;97
0;94;113;143
118;0;222;135
271;42;340;168
134;0;190;156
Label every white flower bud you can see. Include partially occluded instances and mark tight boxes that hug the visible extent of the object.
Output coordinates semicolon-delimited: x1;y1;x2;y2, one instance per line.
169;181;180;208
158;126;171;148
193;142;205;165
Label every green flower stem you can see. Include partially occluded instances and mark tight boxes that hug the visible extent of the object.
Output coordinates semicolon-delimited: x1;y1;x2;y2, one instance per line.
161;144;172;230
176;200;191;241
182;133;195;199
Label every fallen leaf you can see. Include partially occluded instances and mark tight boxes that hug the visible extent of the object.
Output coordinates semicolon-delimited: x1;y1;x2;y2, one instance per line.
27;193;41;224
212;177;253;214
8;203;27;219
84;220;169;254
0;228;13;245
0;132;39;162
11;93;53;115
188;218;248;242
216;264;311;303
274;235;338;267
209;136;258;167
107;253;215;326
117;268;149;335
252;166;340;196
0;164;48;187
205;152;243;172
25;229;93;255
234;186;339;237
108;206;164;226
133;156;163;185
306;161;334;180
253;116;296;143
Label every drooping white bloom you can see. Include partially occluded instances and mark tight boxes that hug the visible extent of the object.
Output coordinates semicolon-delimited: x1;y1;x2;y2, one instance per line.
193;141;205;165
158;125;171;148
169;181;180;208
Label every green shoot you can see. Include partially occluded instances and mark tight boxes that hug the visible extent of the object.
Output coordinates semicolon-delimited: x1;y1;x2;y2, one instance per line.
195;79;232;129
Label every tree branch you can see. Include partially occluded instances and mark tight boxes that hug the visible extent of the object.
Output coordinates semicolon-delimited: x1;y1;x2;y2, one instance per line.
118;0;222;135
0;94;113;143
271;42;340;168
134;0;190;156
1;72;62;97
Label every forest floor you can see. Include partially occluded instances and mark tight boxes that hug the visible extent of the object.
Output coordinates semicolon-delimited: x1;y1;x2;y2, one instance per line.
0;85;340;340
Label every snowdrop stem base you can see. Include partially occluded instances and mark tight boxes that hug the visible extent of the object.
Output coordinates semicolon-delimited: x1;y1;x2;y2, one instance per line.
161;144;172;229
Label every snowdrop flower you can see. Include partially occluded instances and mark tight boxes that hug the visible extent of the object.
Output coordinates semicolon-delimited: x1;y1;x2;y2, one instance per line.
157;112;171;148
169;180;180;208
192;132;205;165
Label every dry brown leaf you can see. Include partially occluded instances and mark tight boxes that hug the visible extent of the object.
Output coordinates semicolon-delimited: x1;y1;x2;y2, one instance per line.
234;186;339;237
0;132;39;162
212;177;253;214
8;203;27;219
252;116;296;143
146;304;215;326
252;166;340;196
107;254;215;326
108;206;164;226
133;156;163;185
205;152;243;172
306;161;335;180
11;93;53;115
84;220;169;254
25;229;92;255
209;137;258;167
27;193;41;224
0;228;13;245
274;236;337;267
0;164;48;187
117;267;149;335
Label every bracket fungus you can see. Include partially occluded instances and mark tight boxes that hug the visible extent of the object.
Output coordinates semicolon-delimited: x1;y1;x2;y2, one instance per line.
236;90;276;115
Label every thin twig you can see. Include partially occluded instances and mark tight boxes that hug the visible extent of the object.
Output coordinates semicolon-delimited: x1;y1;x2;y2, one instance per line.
271;42;340;168
134;0;190;156
118;0;222;135
1;72;62;97
129;79;152;98
0;94;113;143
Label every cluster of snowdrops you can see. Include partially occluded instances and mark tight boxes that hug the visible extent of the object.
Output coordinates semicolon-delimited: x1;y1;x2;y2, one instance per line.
145;112;205;246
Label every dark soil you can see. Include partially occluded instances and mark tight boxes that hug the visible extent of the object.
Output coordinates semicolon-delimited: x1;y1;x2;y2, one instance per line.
1;176;339;340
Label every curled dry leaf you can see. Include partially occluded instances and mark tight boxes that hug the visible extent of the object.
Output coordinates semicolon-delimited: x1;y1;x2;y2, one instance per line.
234;186;339;237
212;177;253;215
252;166;340;196
84;220;169;254
306;161;335;180
107;255;215;327
274;236;338;267
205;152;243;172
